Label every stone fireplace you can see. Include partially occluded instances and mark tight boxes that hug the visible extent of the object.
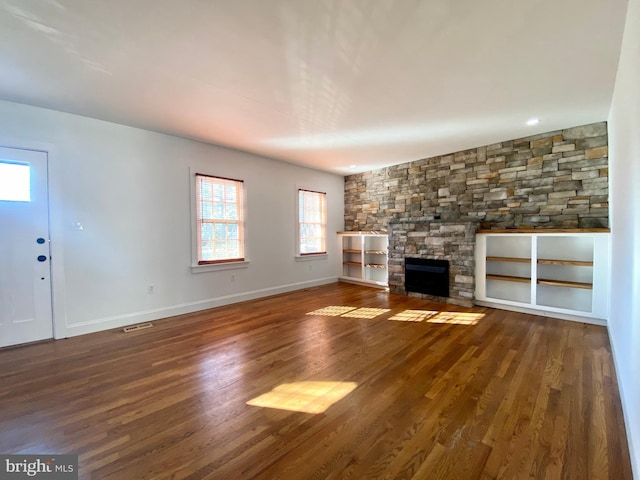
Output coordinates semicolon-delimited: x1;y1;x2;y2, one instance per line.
388;221;479;307
344;122;610;306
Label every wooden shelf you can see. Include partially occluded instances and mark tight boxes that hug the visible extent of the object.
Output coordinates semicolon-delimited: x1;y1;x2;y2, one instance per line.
537;279;593;289
537;259;594;267
366;263;386;269
486;256;530;263
486;274;531;284
343;249;361;253
477;228;610;234
343;261;362;267
365;250;387;255
337;230;387;235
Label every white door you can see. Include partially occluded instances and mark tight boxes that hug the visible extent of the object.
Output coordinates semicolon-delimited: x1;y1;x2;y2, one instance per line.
0;147;53;348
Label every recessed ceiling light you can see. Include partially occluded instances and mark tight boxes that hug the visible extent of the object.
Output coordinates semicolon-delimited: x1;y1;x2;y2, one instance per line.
526;118;540;126
349;165;356;169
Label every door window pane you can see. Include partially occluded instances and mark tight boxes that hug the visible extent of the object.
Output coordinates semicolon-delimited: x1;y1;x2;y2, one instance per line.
0;162;30;202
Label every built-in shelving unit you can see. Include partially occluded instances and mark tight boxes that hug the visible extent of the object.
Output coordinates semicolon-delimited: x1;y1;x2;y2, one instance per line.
475;229;610;324
338;231;388;288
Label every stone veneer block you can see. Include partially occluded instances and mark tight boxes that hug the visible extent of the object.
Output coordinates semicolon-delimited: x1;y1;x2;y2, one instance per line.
563;123;607;139
585;146;608;159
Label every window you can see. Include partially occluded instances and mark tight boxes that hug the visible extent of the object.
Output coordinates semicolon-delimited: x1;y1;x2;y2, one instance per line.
298;189;327;255
0;161;30;202
195;174;244;264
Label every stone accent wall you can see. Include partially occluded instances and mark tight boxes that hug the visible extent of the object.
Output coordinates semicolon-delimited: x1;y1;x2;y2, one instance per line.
345;122;609;230
389;221;478;307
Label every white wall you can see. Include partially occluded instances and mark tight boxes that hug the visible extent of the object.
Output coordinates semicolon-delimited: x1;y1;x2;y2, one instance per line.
608;0;640;476
0;100;344;338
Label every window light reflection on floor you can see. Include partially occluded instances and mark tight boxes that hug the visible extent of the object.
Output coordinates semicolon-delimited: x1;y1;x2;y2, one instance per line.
427;312;484;325
306;306;390;319
306;306;358;317
306;306;484;325
340;307;391;319
246;381;358;414
388;310;439;322
389;310;484;325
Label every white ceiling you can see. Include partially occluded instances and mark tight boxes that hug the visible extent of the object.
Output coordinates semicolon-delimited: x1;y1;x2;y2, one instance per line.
0;0;629;175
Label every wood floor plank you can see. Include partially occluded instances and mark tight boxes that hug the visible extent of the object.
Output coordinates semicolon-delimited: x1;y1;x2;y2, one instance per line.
0;282;632;479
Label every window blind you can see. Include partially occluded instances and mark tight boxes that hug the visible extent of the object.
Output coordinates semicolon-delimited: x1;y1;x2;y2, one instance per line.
196;174;245;264
299;189;327;255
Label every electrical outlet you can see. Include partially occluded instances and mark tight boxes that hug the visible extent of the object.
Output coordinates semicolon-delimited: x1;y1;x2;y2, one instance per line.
308;264;312;271
147;284;155;294
231;274;236;282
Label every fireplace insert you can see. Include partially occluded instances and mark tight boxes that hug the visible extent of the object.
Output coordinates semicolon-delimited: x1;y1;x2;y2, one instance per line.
405;258;449;297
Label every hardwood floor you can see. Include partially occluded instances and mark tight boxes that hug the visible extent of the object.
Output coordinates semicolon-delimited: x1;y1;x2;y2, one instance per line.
0;283;632;479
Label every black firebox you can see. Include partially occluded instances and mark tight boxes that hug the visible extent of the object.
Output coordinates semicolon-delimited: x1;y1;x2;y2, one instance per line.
405;258;450;297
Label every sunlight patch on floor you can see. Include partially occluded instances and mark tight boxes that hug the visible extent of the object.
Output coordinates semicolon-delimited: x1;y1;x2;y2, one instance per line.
306;306;390;319
388;310;439;322
389;310;484;325
306;306;483;324
306;306;358;316
246;381;358;414
427;312;484;325
340;307;391;319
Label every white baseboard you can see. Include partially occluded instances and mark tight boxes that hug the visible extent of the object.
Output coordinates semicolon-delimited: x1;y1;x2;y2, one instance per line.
337;277;389;289
474;300;607;326
60;276;338;338
607;326;640;480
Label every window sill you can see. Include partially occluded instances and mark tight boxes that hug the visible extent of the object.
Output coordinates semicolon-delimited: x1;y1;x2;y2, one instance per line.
191;260;250;273
295;254;328;262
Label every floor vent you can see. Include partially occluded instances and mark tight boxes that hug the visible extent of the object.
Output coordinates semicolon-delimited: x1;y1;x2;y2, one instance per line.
122;322;153;333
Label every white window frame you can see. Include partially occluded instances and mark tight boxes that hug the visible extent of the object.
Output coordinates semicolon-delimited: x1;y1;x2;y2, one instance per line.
191;171;249;273
296;188;328;259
